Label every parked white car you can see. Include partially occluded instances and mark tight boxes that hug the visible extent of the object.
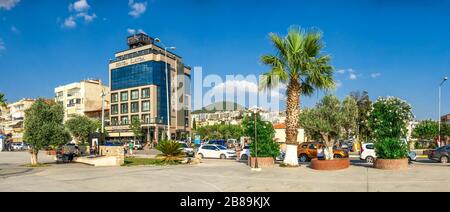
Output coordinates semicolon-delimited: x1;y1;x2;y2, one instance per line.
12;142;29;151
197;145;237;159
240;146;250;160
360;143;417;164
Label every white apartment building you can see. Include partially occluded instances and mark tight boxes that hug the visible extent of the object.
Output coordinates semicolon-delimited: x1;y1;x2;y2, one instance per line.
55;79;109;121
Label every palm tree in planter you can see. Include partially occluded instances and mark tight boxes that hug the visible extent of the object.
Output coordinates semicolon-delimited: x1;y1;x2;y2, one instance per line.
260;26;335;166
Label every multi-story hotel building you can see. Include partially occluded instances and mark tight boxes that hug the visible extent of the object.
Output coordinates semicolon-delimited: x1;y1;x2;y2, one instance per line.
55;79;110;121
106;33;191;142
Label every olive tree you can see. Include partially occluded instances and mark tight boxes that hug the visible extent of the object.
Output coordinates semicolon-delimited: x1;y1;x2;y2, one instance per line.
24;99;71;165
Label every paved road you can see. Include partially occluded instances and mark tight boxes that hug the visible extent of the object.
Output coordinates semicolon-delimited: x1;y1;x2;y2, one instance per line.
0;152;449;192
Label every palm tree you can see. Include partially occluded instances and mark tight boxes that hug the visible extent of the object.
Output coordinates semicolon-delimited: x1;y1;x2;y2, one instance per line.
260;26;335;166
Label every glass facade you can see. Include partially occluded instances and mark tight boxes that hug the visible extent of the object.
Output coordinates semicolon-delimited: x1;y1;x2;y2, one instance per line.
111;61;170;124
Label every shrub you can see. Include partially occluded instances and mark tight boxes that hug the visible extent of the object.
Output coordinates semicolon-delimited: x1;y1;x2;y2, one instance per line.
242;112;280;158
156;140;185;164
375;138;409;159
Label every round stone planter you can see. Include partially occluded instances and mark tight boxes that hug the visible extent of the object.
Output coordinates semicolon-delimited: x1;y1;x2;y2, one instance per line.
374;158;408;170
311;158;350;171
249;157;275;168
46;150;57;156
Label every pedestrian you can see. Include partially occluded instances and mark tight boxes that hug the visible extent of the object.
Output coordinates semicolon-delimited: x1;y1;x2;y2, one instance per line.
129;141;134;155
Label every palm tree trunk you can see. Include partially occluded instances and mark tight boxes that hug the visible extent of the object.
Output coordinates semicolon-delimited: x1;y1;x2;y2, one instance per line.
283;79;301;166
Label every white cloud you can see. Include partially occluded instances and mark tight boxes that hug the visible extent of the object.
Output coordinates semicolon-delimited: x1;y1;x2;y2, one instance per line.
128;0;147;18
63;16;77;28
127;28;146;35
209;80;285;99
335;80;343;88
63;0;96;29
69;0;90;12
349;73;357;80
77;12;96;23
336;69;346;74
0;38;5;51
0;0;20;10
127;28;136;35
11;25;19;34
371;73;382;79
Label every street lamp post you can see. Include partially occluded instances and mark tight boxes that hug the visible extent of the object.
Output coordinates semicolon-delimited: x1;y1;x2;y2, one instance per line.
154;38;176;141
100;90;105;134
251;108;261;172
439;77;448;148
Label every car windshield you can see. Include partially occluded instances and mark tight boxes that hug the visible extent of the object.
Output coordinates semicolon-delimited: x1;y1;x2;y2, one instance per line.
181;143;188;148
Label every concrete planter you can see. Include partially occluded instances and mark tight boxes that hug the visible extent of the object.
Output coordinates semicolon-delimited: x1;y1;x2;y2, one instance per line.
46;150;57;156
374;158;408;170
249;157;275;168
311;159;350;171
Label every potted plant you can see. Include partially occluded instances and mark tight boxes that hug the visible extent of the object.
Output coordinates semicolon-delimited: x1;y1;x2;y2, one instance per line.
46;145;59;156
242;112;280;168
374;138;409;170
368;97;414;170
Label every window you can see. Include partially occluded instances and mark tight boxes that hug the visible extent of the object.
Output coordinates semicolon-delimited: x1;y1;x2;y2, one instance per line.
111;105;119;115
131;90;139;100
111;117;119;126
366;145;374;150
121;116;129;125
142;88;150;99
142;101;150;112
111;93;118;103
142;114;150;124
131;102;139;113
121;103;128;114
131;115;140;123
309;144;317;150
121;91;128;102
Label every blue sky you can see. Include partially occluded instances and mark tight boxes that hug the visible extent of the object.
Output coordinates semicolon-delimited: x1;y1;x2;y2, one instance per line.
1;0;450;120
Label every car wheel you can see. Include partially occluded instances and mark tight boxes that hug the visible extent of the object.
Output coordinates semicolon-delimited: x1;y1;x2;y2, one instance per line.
366;156;375;164
299;154;309;163
334;155;342;159
440;156;449;164
198;153;204;159
241;154;248;161
220;154;227;160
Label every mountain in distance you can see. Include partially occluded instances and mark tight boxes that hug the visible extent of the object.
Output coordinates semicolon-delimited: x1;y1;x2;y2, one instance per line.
192;101;246;114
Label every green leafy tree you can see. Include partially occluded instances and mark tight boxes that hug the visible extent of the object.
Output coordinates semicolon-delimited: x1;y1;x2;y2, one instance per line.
65;115;100;145
341;96;359;138
130;116;143;142
412;120;438;140
192;118;197;130
242;112;280;158
350;91;373;142
368;97;414;141
260;26;335;166
299;95;343;160
368;97;414;160
0;92;7;108
196;124;243;141
24;99;71;165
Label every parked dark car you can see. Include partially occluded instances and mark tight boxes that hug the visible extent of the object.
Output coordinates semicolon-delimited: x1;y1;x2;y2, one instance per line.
206;140;227;148
104;141;124;147
428;145;450;164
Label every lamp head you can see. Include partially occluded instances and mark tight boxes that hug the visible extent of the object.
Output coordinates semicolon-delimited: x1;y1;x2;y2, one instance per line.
154;38;161;43
445;77;449;81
